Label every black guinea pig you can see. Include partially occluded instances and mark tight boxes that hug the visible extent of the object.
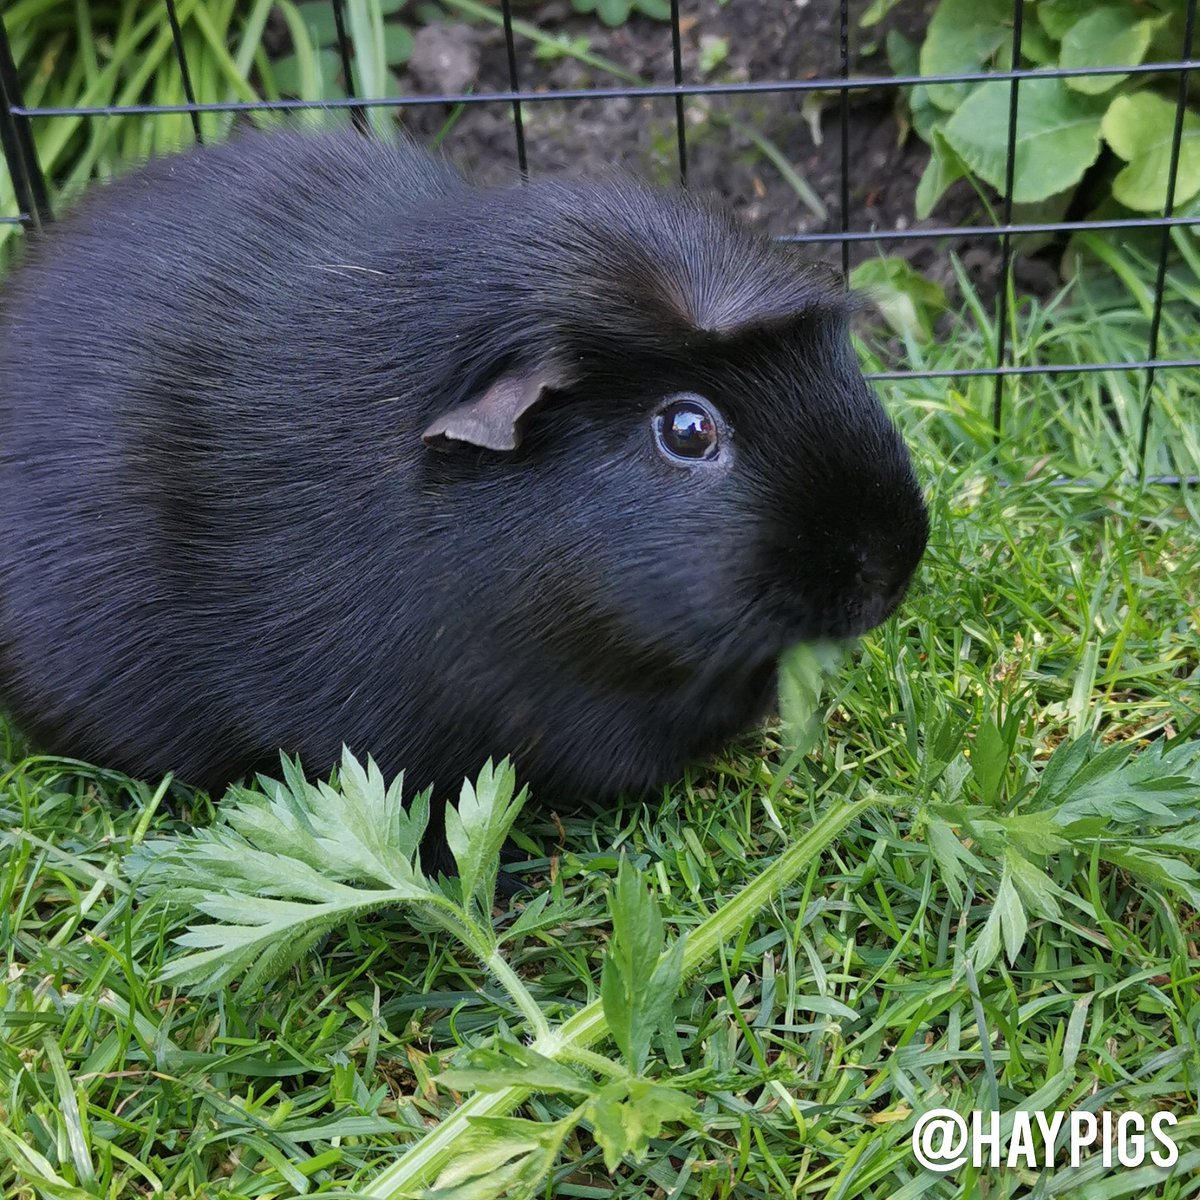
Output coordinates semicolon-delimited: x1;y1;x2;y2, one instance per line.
0;130;928;828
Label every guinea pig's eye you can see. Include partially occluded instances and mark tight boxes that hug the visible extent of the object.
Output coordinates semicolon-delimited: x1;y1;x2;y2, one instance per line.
653;395;722;463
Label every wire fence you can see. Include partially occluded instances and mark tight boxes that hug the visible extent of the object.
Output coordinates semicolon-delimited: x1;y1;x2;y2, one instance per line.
0;0;1197;478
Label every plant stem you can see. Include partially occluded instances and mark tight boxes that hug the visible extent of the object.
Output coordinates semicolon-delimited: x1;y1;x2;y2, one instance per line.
362;792;879;1197
485;949;551;1041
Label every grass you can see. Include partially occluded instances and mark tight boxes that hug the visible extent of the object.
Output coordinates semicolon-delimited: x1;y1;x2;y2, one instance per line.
2;240;1199;1198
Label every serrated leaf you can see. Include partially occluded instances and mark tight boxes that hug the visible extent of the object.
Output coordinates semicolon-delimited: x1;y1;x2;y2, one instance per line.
1005;849;1064;921
586;1079;698;1172
942;77;1105;203
923;815;987;906
125;750;448;994
444;759;526;919
600;858;685;1073
1102;92;1200;212
1041;736;1200;826
1060;7;1157;95
992;811;1070;858
919;0;1014;112
499;889;587;945
996;868;1027;964
777;642;840;752
438;1043;595;1097
1101;845;1200;910
424;1115;565;1200
970;718;1010;806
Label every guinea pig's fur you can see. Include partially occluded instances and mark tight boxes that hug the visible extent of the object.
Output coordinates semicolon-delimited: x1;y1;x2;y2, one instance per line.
0;130;928;833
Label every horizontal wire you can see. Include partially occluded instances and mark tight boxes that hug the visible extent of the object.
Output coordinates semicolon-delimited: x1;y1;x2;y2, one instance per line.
785;215;1200;243
866;358;1200;382
7;212;1198;242
13;58;1200;119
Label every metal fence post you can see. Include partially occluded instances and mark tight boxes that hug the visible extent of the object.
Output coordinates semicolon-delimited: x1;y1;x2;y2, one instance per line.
0;16;51;233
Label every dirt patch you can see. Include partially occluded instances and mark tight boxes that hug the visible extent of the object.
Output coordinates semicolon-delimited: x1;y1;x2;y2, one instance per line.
394;0;1043;303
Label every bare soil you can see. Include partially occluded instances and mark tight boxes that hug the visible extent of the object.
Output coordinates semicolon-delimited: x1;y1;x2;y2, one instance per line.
395;0;1057;302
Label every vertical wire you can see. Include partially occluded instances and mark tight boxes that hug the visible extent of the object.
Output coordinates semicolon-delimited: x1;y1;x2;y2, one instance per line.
991;0;1025;439
164;0;203;144
838;0;850;278
500;0;528;177
669;0;687;186
330;0;369;134
0;15;50;229
1138;0;1197;472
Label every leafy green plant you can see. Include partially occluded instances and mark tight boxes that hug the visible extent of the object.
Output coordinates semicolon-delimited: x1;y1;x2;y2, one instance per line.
273;0;412;127
0;0;414;261
126;746;871;1197
569;0;671;29
876;0;1200;218
1;0;277;258
850;255;949;341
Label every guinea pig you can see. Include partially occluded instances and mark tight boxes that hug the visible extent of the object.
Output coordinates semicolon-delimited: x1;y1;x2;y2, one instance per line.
0;130;928;833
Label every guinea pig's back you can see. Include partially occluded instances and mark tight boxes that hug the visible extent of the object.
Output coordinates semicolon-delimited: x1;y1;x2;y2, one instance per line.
0;132;459;781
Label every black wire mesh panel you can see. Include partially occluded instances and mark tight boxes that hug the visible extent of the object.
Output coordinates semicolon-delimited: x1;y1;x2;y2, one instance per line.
0;0;1197;475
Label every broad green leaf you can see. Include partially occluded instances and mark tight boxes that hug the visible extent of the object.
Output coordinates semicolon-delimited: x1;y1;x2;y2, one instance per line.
596;0;632;27
1102;91;1200;211
973;894;1004;971
991;811;1070;859
850;257;948;342
385;23;413;66
444;759;526;919
270;49;342;97
915;129;966;218
919;0;1014;112
862;0;905;27
942;77;1105;203
1060;7;1157;95
1038;0;1092;41
1021;20;1059;66
297;0;338;47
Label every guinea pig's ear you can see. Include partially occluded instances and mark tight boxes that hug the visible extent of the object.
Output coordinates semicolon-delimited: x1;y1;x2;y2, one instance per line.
421;366;569;452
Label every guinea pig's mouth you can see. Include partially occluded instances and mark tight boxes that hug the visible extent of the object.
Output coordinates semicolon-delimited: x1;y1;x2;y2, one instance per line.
760;569;917;648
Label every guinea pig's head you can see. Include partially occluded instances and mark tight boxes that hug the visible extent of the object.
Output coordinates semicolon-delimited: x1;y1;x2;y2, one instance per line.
420;180;929;693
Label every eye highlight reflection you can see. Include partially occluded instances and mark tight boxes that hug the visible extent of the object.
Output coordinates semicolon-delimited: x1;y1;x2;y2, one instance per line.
654;395;722;463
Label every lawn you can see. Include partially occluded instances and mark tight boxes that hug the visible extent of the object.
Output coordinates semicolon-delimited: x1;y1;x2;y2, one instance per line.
2;237;1199;1199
